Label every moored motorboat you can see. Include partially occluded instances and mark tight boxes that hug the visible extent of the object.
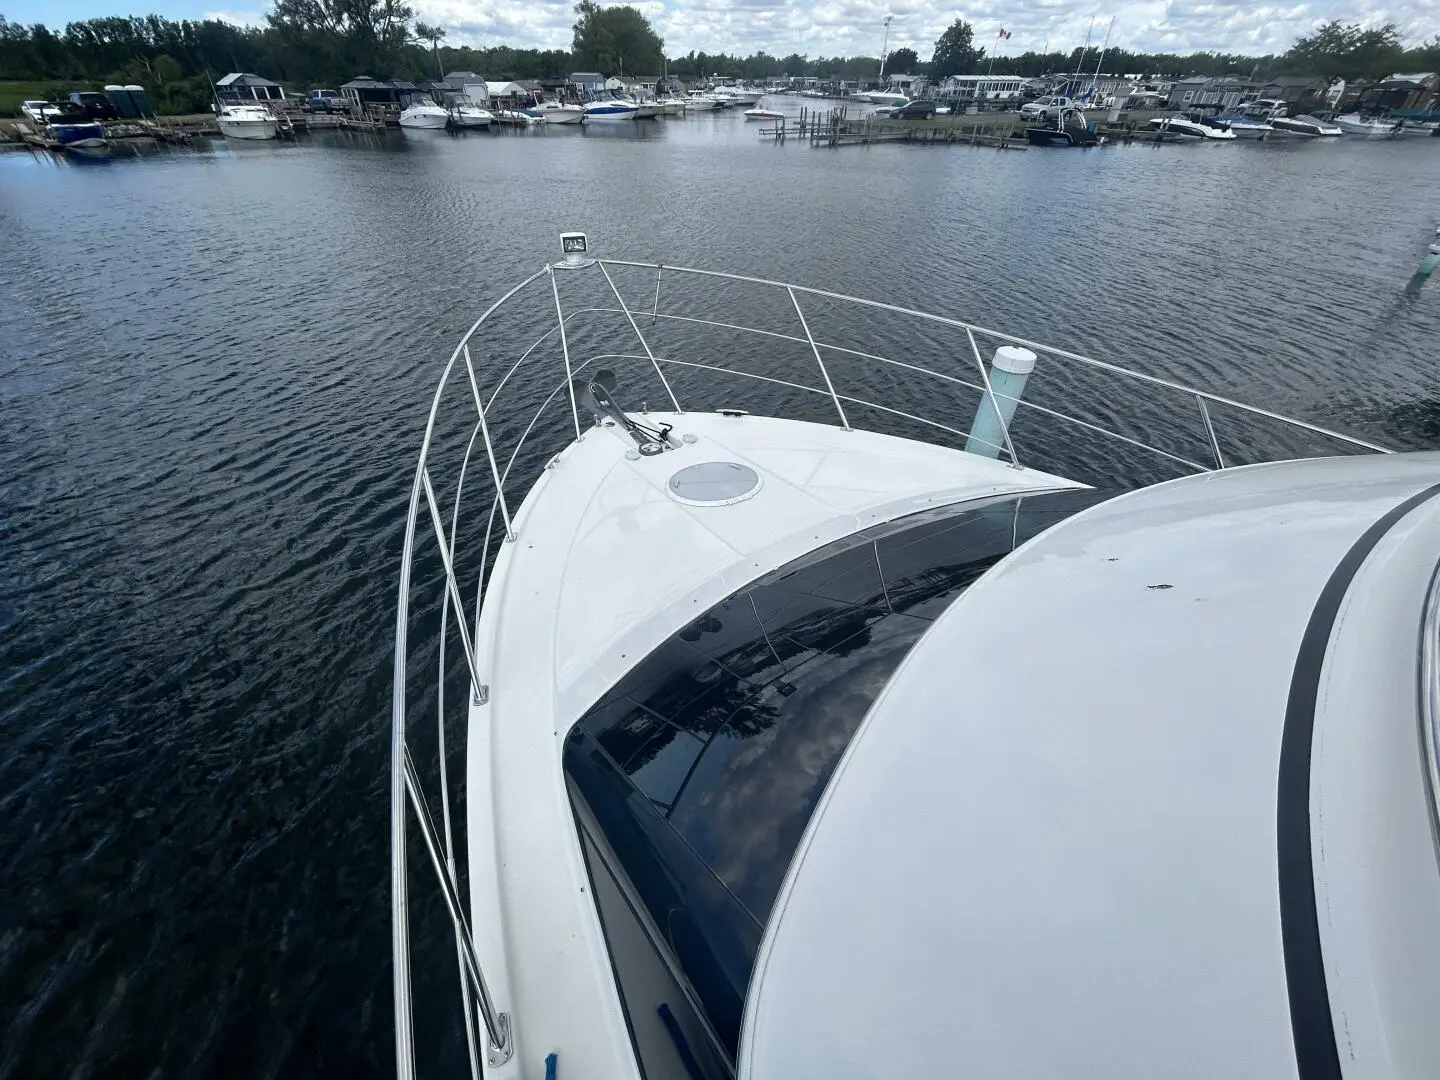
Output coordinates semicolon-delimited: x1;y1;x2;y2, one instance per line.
493;109;541;126
1270;113;1343;137
1333;113;1401;138
744;107;784;121
448;100;492;128
217;104;278;140
582;99;639;122
1148;115;1236;141
625;98;663;119
48;118;108;148
1025;106;1101;146
868;91;908;108
398;100;448;129
527;100;585;125
1209;111;1273;138
657;96;687;115
391;233;1435;1080
684;92;720;111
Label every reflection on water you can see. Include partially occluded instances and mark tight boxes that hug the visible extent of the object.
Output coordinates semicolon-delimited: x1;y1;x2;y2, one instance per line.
2;113;1439;1080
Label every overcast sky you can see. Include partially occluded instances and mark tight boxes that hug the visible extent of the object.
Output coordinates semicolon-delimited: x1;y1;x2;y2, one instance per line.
9;0;1440;61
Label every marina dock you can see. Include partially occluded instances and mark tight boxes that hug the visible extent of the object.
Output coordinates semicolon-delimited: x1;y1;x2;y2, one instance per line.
761;107;1189;149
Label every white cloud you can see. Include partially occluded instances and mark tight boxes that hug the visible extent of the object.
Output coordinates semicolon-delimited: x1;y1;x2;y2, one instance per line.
215;0;1440;59
203;7;268;24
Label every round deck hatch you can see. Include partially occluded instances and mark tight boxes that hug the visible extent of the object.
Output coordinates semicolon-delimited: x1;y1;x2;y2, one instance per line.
667;461;762;506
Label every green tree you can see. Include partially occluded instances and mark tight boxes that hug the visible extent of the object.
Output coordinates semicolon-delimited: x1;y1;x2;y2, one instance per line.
930;19;980;78
413;20;443;78
571;1;663;75
886;46;918;73
1282;20;1403;81
267;0;414;80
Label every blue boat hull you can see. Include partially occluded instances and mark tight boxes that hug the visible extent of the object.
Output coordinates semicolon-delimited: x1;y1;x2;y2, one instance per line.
51;121;108;148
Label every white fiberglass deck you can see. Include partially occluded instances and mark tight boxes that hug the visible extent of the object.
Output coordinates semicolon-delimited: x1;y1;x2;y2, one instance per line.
464;410;1078;1075
741;453;1440;1080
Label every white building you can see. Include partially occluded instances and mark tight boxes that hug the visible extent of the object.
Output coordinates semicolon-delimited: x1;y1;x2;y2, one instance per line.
938;74;1026;107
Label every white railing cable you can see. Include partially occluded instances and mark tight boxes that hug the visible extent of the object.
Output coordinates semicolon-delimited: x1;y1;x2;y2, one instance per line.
548;267;585;443
787;287;850;431
403;750;513;1066
598;259;1391;457
1195;394;1227;470
463;345;515;542
651;356;1001;453
595;260;683;412
965;326;1020;467
439;422;486;1080
421;469;486;697
392;470;421;1080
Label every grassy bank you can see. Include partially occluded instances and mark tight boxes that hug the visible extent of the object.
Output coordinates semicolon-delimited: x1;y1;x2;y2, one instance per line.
0;81;71;116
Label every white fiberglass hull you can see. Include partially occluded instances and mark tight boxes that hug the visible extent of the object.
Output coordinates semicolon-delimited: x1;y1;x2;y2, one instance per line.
219;119;277;140
399;114;448;129
1334;115;1399;138
685;97;718;111
583;103;639;122
1225;122;1272;139
536;106;584;124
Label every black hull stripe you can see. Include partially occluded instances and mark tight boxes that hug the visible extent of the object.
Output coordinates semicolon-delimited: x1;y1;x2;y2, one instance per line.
1279;480;1440;1078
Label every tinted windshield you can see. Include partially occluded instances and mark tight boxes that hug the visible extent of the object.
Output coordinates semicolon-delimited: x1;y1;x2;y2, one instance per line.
565;488;1106;1066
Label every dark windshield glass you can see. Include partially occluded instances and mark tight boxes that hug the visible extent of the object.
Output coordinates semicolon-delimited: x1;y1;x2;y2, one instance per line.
565;487;1105;1066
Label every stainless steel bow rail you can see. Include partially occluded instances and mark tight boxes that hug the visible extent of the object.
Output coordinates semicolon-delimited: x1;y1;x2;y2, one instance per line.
391;239;1390;1079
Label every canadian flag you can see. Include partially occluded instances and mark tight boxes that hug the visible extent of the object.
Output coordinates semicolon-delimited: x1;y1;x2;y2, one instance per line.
997;28;1012;38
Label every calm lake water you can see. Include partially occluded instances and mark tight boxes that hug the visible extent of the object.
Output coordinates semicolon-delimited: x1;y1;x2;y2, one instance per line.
3;109;1439;1079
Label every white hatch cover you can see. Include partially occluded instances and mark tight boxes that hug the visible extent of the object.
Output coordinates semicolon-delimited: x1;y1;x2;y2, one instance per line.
667;461;763;506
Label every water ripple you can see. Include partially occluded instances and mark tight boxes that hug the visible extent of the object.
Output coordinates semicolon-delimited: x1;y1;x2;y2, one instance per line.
2;124;1439;1079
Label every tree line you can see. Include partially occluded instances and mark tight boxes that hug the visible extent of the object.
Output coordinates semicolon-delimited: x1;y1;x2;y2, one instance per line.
3;6;1438;117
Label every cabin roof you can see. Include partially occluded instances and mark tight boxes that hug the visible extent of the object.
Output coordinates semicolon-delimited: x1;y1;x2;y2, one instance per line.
742;451;1440;1080
216;72;280;88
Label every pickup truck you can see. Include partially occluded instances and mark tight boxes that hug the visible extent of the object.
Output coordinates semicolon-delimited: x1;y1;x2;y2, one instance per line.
1020;96;1073;120
69;91;119;120
303;90;346;113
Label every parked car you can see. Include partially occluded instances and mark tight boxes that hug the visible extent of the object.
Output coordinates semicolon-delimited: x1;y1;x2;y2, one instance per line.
68;91;119;120
19;99;63;124
304;90;346;113
895;99;938;119
1020;95;1073;120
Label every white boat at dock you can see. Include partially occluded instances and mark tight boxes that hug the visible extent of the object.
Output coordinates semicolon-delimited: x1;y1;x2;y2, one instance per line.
744;107;784;121
1212;114;1273;138
493;109;541;126
684;92;720;111
217;104;279;140
1269;113;1344;137
1333;113;1402;138
398;100;449;129
391;232;1432;1080
867;91;908;107
1148;115;1236;141
448;100;492;128
582;99;639;122
528;101;584;125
